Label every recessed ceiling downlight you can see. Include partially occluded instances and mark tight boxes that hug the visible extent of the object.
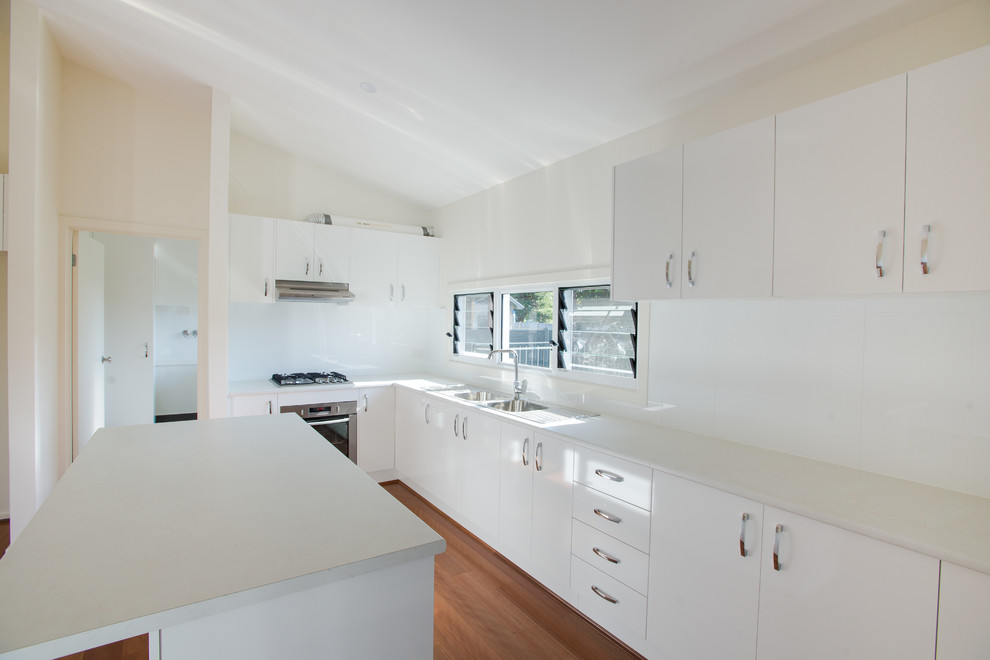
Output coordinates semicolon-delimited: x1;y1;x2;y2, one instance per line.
360;81;378;94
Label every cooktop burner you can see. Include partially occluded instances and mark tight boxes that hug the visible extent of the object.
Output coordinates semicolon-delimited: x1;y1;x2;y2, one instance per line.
270;372;349;386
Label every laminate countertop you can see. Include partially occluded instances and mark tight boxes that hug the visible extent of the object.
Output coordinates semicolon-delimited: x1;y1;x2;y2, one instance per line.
229;375;990;575
0;414;445;659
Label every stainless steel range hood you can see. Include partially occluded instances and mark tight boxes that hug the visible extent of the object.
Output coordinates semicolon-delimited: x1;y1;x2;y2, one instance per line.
274;280;356;303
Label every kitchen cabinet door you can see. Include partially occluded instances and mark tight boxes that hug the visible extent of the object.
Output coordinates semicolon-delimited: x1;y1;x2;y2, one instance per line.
229;394;276;417
313;223;350;283
530;434;575;597
274;219;316;281
356;387;395;475
612;146;683;301
773;75;907;296
904;45;990;293
681;117;774;298
647;472;763;660
498;423;536;570
394;389;431;489
229;215;275;304
936;562;990;659
458;411;501;545
349;229;399;306
756;506;938;660
396;234;440;308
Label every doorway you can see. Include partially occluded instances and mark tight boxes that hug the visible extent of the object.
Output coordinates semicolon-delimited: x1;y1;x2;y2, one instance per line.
72;231;199;458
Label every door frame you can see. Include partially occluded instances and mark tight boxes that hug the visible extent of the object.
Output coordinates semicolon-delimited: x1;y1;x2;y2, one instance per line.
59;216;207;472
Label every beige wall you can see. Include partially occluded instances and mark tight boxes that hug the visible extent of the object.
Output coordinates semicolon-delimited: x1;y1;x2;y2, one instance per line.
8;0;62;539
229;131;429;227
431;0;990;406
0;0;10;173
59;61;212;229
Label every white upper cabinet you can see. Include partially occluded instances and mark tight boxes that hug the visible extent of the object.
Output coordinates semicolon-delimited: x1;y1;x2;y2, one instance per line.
349;227;440;307
682;116;775;298
773;75;908;296
757;506;939;660
229;214;275;304
274;219;350;283
612;146;683;301
904;45;990;293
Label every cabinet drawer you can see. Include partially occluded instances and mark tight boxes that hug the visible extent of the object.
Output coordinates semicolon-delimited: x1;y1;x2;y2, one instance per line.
571;556;647;639
573;483;651;553
574;446;652;510
572;520;649;595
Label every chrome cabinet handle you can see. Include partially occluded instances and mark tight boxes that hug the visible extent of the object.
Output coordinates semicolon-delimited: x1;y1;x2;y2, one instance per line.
462;416;468;440
401;284;406;302
522;438;530;466
424;403;430;425
664;253;674;288
875;230;887;278
318;259;324;277
773;524;783;571
594;508;622;524
389;284;395;301
593;547;620;565
740;513;750;557
364;394;369;413
535;442;543;472
591;585;618;604
687;250;697;287
305;257;310;276
454;414;460;437
594;468;624;483
920;224;931;275
264;278;269;297
268;400;272;415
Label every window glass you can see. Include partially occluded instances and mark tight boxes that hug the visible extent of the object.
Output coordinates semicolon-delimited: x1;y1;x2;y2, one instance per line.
557;286;637;378
452;293;494;358
500;291;554;368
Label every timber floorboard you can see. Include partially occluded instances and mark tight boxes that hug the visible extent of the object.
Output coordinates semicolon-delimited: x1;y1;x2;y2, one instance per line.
0;484;641;659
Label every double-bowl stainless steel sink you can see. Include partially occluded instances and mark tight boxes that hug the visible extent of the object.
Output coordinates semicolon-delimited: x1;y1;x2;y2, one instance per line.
451;389;549;412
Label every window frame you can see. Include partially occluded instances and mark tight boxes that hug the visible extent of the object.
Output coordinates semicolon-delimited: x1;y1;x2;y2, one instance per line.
450;280;638;389
451;290;495;361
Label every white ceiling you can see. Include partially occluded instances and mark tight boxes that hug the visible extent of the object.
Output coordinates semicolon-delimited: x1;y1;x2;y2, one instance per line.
37;0;960;209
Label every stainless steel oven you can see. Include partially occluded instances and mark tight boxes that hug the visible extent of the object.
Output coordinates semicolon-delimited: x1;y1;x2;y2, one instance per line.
281;401;357;464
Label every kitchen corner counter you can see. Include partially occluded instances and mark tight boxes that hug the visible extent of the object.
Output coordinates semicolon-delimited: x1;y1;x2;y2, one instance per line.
0;415;444;659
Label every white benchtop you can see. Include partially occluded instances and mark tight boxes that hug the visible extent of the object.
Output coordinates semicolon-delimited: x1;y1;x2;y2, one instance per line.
229;375;990;575
0;414;445;659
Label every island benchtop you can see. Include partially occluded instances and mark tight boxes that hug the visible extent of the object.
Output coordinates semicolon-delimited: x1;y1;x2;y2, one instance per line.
0;414;445;658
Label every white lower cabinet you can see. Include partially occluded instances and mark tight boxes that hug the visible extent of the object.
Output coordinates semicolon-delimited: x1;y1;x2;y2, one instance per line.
498;423;537;570
356;387;395;474
757;506;939;660
229;393;276;417
529;434;575;596
648;472;763;660
394;388;431;490
458;410;501;545
936;562;990;659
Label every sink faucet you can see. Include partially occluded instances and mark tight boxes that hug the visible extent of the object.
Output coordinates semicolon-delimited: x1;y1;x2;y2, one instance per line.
488;349;527;398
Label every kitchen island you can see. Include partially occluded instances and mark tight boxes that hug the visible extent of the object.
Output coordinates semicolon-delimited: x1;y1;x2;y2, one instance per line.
0;414;445;659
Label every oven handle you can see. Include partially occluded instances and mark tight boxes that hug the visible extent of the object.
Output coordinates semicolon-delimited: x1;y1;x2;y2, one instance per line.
305;416;352;426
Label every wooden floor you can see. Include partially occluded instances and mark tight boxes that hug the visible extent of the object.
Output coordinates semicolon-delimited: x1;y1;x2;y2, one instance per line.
1;485;641;659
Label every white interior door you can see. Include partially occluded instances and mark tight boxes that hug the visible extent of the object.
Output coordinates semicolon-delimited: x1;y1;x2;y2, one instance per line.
101;234;155;427
75;232;105;456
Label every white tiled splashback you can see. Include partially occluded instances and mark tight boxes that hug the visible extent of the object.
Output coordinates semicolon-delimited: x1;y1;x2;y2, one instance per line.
649;293;990;499
228;303;446;381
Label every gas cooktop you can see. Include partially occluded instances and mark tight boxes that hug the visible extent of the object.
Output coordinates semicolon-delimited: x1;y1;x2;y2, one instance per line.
270;372;349;386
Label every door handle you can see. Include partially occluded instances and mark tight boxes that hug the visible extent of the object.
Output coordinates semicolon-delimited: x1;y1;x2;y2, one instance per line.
101;355;112;364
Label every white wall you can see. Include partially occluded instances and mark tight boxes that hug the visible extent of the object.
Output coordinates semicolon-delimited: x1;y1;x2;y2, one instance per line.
431;1;990;499
7;0;62;539
154;237;199;417
229;131;430;227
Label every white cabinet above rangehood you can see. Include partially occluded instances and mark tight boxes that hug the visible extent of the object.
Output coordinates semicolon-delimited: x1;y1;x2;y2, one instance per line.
274;218;350;284
228;213;440;307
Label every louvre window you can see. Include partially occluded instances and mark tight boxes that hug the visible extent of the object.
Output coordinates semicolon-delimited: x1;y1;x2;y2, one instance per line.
452;292;494;358
557;286;637;378
500;291;554;369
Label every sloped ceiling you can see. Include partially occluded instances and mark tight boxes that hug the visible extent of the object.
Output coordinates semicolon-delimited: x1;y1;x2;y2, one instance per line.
36;0;962;209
